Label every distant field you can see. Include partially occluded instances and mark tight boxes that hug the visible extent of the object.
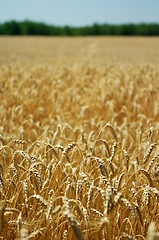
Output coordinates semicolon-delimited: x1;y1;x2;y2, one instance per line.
0;37;159;240
0;37;159;66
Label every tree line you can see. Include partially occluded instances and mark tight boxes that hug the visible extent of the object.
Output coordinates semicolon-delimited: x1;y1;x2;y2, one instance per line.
0;20;159;36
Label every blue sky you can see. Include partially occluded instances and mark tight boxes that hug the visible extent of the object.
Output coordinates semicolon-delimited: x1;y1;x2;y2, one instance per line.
0;0;159;26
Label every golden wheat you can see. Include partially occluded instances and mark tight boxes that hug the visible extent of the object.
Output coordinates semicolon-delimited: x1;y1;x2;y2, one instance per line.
0;37;159;239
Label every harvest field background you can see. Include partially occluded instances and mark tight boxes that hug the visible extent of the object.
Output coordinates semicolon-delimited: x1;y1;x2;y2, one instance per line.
0;37;159;239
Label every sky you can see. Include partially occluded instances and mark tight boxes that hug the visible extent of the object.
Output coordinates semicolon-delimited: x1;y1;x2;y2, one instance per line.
0;0;159;26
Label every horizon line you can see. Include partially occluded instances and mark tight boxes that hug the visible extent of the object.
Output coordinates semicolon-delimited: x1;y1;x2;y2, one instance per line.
1;19;159;28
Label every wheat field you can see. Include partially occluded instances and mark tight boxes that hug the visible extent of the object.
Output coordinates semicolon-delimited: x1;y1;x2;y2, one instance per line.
0;37;159;239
